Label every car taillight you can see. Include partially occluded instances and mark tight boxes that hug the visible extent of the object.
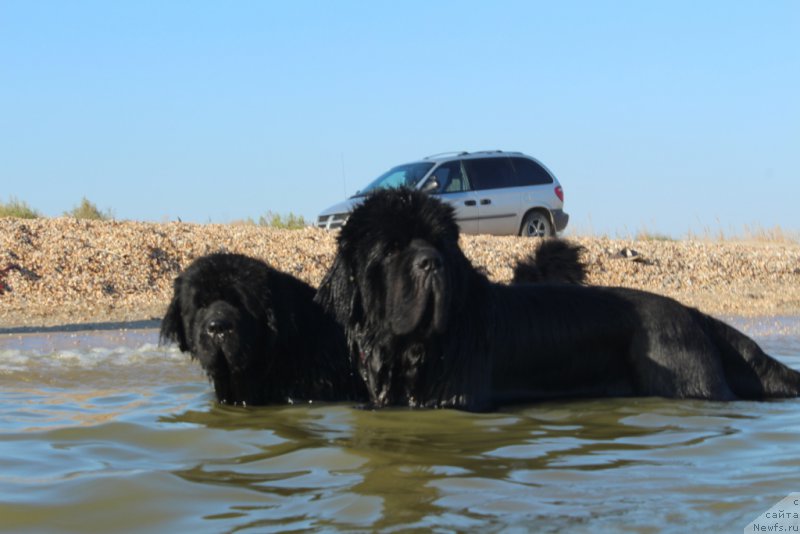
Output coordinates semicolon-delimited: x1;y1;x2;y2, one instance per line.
555;185;564;202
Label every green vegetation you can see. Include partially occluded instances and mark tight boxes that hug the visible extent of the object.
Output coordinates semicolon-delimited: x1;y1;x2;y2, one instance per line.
234;211;309;229
2;197;795;241
3;197;309;228
64;197;114;220
0;197;41;219
686;224;799;244
574;222;798;244
635;231;676;242
258;211;308;229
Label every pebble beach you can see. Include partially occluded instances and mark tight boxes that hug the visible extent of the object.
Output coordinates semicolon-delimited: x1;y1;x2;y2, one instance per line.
1;217;800;329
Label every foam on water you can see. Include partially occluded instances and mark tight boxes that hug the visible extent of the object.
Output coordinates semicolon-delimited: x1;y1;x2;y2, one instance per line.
0;329;204;402
0;329;185;372
2;315;796;370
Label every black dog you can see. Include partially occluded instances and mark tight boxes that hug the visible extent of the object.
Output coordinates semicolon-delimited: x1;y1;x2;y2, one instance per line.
512;239;587;285
316;188;800;411
160;253;365;406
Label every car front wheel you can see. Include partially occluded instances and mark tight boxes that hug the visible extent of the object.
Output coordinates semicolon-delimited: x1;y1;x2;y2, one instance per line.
520;211;553;237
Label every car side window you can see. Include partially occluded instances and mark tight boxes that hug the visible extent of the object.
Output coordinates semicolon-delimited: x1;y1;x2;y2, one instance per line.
462;158;515;191
510;157;553;186
429;161;471;193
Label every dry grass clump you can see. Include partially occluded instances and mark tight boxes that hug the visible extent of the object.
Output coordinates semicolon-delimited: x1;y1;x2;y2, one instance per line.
64;197;114;220
0;197;40;219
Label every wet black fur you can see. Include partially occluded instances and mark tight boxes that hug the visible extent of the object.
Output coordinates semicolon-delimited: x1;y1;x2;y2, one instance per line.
513;240;587;285
160;253;365;405
316;188;800;411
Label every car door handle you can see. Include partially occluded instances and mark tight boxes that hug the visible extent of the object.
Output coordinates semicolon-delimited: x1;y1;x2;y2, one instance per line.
480;199;491;205
464;200;477;206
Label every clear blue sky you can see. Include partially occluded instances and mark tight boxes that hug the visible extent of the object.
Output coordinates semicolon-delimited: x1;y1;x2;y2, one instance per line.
2;1;798;237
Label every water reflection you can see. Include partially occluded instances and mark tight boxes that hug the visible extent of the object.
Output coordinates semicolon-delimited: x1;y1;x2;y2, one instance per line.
155;396;800;531
0;323;798;531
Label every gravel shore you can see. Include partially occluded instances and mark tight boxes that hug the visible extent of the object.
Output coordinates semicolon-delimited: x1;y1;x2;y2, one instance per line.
2;218;800;329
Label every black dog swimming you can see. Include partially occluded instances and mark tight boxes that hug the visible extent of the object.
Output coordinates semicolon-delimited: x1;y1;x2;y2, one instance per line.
316;188;800;411
160;253;366;406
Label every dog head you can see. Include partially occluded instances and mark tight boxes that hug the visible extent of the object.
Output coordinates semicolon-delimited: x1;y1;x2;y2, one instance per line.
316;188;477;405
160;253;278;405
319;188;472;337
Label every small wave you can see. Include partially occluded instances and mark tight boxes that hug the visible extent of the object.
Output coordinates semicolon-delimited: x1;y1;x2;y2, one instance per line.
0;329;188;373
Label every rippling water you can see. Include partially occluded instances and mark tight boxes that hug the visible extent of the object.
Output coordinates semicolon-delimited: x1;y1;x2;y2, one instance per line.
1;317;799;533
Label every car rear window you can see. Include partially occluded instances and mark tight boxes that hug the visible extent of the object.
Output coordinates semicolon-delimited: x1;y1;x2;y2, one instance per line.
463;156;553;190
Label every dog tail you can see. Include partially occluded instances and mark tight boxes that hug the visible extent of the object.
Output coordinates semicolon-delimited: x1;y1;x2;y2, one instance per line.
512;239;588;285
699;312;800;399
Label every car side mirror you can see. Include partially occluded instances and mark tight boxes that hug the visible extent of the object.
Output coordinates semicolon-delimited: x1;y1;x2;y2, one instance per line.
422;178;440;193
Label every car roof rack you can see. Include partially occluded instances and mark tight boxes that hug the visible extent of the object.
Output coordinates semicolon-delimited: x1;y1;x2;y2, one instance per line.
466;150;525;156
423;151;470;160
424;150;530;160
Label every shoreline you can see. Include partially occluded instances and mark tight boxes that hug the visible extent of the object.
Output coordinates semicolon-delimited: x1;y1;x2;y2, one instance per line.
0;319;161;336
4;316;800;339
2;218;800;329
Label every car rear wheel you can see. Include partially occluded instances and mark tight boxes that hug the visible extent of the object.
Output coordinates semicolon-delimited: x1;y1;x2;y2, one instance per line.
520;211;553;237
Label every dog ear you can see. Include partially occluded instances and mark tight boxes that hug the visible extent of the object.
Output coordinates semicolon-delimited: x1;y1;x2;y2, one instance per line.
244;287;280;344
315;254;364;327
160;284;189;352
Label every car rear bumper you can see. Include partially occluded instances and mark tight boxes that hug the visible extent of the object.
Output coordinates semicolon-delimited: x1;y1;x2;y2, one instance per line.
552;209;569;232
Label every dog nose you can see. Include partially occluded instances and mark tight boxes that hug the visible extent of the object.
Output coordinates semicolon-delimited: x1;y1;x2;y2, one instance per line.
414;250;443;273
207;318;233;336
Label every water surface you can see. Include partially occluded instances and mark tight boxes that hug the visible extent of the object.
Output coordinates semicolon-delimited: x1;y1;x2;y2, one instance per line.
1;317;799;532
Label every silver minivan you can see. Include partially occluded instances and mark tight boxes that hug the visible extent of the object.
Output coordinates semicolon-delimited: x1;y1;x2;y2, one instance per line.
317;150;569;237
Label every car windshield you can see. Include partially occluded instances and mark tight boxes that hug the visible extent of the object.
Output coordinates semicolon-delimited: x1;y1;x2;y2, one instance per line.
353;162;435;197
